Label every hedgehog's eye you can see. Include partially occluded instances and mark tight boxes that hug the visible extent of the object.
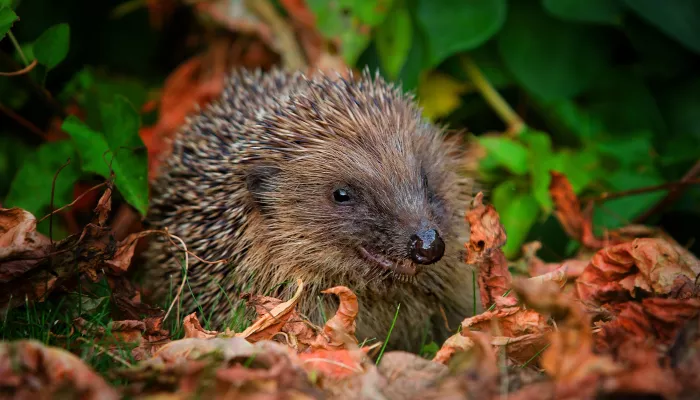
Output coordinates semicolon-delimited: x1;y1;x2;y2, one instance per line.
333;188;352;204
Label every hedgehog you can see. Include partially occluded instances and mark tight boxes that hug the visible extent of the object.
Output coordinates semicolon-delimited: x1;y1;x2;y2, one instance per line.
143;68;477;351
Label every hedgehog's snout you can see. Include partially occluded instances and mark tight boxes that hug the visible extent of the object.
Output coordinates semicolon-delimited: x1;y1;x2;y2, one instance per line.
409;228;445;265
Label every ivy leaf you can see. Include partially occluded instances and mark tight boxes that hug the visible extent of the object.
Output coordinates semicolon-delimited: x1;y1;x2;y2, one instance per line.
376;2;412;79
34;23;70;70
498;1;608;101
62;96;148;216
0;6;17;40
478;136;529;176
4;141;80;218
492;180;540;259
542;0;623;25
623;0;700;54
417;0;506;67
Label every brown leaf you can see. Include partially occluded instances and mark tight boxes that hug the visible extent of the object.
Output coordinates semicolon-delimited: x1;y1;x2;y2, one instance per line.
465;192;517;310
419;331;499;400
299;348;367;379
596;298;700;353
237;279;304;342
0;208;51;282
521;241;588;280
0;340;119;400
104;230;148;274
92;187;112;226
378;351;448;399
576;238;700;304
311;286;359;350
183;312;218;339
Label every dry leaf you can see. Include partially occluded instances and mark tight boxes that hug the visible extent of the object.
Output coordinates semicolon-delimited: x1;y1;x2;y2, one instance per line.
183;312;218;339
311;286;359;350
237;279;304;342
576;238;700;304
0;208;51;282
0;340;119;400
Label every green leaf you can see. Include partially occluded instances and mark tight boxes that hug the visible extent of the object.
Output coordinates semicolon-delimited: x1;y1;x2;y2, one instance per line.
62;96;149;216
0;6;17;40
498;1;608;101
492;181;540;259
376;2;412;79
478;136;529;176
307;0;394;65
4;141;80;218
62;115;111;177
623;0;700;54
520;129;554;212
34;23;70;70
542;0;623;25
417;0;506;67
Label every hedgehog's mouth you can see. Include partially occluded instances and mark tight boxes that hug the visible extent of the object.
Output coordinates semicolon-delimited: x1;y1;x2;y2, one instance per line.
358;246;417;276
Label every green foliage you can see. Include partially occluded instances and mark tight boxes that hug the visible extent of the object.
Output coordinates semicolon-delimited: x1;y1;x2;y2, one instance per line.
307;0;394;65
376;0;412;79
498;1;609;101
542;0;623;25
416;0;506;67
623;0;700;53
33;23;70;70
5;141;79;217
63;96;149;216
0;5;17;40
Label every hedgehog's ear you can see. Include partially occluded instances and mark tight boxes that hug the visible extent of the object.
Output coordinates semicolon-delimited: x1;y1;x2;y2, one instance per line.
245;164;281;213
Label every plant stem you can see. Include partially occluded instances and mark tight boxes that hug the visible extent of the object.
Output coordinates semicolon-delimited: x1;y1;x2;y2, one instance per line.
376;303;400;365
461;55;524;135
7;31;29;66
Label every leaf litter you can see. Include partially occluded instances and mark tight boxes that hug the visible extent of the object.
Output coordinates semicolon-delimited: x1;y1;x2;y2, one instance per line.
2;1;700;397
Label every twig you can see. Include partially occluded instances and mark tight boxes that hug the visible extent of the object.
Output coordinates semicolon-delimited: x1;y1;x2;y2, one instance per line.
461;55;524;135
588;178;700;202
0;59;38;76
49;159;73;247
0;52;66;118
0;102;47;139
244;0;307;70
38;182;109;223
635;160;700;223
162;231;189;323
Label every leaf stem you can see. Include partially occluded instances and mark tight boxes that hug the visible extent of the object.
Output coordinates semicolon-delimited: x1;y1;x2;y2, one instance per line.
7;31;29;67
460;55;524;135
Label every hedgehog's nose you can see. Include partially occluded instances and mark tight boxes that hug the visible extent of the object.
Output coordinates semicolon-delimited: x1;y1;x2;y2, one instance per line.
409;229;445;265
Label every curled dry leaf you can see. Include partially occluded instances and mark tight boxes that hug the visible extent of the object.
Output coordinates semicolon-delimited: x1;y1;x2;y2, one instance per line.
299;348;368;380
576;238;700;304
0;208;51;282
522;241;588;280
466;192;517;310
549;171;603;249
0;340;119;400
312;286;359;350
237;279;305;342
183;312;219;339
92;187;112;226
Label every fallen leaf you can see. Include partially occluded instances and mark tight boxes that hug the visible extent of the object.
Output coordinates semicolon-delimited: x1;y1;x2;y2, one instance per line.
576;238;700;304
465;192;517;310
237;279;304;342
183;312;218;339
377;351;448;399
311;286;359;350
0;340;119;400
299;348;367;380
0;208;51;282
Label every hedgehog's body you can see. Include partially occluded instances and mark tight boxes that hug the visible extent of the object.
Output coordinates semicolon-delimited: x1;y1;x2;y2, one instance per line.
145;69;476;350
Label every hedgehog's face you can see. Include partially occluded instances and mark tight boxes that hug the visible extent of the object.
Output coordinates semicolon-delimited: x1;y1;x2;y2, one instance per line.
245;124;461;282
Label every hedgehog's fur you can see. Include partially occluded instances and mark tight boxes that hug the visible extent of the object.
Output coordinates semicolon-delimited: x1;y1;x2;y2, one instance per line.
144;68;477;350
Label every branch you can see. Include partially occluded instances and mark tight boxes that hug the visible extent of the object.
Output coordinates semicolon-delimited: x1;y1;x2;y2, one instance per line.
244;0;307;70
635;160;700;223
